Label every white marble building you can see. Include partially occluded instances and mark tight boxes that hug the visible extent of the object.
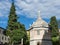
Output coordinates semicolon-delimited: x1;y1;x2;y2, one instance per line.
29;11;52;45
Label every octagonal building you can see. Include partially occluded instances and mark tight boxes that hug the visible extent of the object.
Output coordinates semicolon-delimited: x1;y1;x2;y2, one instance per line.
29;11;52;45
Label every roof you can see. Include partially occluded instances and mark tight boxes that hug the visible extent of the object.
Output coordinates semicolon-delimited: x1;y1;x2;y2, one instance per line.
31;17;48;28
30;11;48;28
0;27;6;30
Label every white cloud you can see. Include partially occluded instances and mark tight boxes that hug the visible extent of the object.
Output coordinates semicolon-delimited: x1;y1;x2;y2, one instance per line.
15;0;60;19
0;0;11;17
0;0;60;19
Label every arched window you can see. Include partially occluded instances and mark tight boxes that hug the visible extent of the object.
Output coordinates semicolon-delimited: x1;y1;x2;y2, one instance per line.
37;42;40;45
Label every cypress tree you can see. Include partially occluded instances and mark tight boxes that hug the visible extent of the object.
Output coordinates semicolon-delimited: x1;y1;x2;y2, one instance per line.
50;16;59;37
50;16;59;45
7;0;18;30
6;0;28;45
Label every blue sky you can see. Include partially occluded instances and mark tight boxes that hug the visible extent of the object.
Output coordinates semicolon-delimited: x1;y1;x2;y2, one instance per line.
0;0;60;29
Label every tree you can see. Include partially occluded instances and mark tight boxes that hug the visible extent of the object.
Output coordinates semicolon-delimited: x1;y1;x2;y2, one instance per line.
6;0;28;45
11;29;25;45
21;25;28;45
7;0;18;31
50;16;59;45
50;16;59;37
18;23;29;45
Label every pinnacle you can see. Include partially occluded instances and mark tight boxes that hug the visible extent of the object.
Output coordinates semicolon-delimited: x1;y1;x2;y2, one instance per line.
37;11;41;19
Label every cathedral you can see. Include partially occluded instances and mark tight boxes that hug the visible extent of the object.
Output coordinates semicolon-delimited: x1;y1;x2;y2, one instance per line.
29;11;52;45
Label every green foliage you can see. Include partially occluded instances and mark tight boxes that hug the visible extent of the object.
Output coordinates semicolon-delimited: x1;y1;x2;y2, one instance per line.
6;30;11;36
52;36;59;42
12;29;25;43
20;24;29;45
52;37;59;45
6;1;29;45
50;16;59;45
50;16;59;37
6;23;28;44
7;2;18;31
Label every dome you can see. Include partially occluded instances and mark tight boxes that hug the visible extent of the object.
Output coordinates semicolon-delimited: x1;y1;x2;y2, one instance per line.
31;17;48;28
31;11;48;28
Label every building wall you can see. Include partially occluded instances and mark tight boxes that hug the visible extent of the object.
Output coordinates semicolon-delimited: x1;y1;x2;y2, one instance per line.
0;34;9;44
27;30;30;40
30;27;52;45
0;28;9;44
30;28;49;40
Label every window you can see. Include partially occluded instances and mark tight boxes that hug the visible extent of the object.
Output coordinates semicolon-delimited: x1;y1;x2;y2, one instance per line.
37;30;40;35
45;30;48;34
2;36;4;40
5;37;6;40
8;38;10;41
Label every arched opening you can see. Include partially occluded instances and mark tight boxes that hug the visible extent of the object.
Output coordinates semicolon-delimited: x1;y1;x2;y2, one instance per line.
37;42;40;45
4;42;8;45
1;42;3;45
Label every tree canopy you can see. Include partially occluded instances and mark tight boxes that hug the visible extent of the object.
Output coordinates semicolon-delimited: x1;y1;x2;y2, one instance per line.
7;1;18;30
50;16;59;37
50;16;59;45
6;1;28;45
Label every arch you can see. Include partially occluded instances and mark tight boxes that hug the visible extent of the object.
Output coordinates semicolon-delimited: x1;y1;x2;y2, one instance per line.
4;42;8;45
37;42;40;45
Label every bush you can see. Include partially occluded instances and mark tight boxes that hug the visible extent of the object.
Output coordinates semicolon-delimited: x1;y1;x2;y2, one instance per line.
52;37;59;45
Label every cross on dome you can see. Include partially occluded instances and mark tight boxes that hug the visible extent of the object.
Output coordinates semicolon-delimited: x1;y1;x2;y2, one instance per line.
37;11;41;19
